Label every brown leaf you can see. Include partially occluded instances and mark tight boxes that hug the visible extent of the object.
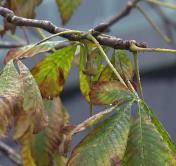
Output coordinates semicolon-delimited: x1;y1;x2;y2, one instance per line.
17;60;48;134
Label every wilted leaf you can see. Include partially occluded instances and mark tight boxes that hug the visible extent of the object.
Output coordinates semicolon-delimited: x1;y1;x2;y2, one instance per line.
1;0;42;34
0;60;22;137
123;101;176;166
17;60;48;134
20;129;36;166
99;50;133;81
31;97;69;166
4;41;65;64
31;45;77;98
79;45;104;102
56;0;81;24
68;101;134;166
89;81;134;105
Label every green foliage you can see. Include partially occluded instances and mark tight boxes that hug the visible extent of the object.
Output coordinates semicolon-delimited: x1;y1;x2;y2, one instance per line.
68;101;134;166
123;101;175;166
56;0;81;24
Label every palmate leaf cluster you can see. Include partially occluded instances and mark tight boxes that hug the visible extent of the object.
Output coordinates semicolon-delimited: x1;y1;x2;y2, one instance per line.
0;0;176;166
0;40;175;166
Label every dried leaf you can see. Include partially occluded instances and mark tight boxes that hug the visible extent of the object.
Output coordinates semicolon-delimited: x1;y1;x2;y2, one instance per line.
20;129;36;166
56;0;81;24
0;60;22;137
17;60;48;134
31;97;69;166
4;41;64;64
31;45;77;98
79;45;104;102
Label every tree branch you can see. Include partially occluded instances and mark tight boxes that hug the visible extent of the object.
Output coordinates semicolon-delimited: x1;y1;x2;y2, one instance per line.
0;41;25;48
0;7;147;50
0;140;21;165
94;0;141;32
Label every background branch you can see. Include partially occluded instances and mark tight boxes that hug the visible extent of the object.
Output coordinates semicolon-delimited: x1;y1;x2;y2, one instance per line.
0;140;21;165
94;0;141;32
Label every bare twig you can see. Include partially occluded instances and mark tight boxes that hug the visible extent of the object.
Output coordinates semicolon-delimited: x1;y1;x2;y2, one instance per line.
0;7;146;50
94;0;141;32
0;140;21;165
0;41;25;48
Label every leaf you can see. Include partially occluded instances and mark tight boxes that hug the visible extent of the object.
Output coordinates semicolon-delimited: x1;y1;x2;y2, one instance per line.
1;0;42;34
31;45;77;98
4;41;65;64
79;45;104;102
89;81;134;105
140;101;176;154
16;60;48;135
56;0;81;24
0;60;22;137
99;50;133;81
72;105;116;134
20;129;36;166
31;97;70;166
123;101;176;166
79;45;90;101
68;101;134;166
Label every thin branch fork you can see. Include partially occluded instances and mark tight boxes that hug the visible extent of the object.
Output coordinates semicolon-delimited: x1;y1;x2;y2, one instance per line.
0;6;147;50
0;140;21;165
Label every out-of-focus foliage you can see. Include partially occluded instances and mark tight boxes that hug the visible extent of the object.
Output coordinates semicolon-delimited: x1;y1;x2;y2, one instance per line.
0;0;176;166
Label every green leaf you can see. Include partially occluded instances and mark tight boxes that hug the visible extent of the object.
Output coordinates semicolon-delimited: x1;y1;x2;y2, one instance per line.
123;101;176;166
68;101;134;166
89;81;134;105
140;101;176;155
4;41;65;64
31;44;77;98
99;50;133;81
16;61;48;135
31;97;69;166
0;60;22;137
56;0;81;24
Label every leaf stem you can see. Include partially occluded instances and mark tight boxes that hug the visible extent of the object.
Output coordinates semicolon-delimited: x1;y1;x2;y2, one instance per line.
133;52;144;99
146;0;176;10
130;43;176;53
87;33;127;88
19;30;81;58
136;5;171;43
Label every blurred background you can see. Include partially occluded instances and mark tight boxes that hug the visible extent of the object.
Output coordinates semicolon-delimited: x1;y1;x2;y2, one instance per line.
0;0;176;165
